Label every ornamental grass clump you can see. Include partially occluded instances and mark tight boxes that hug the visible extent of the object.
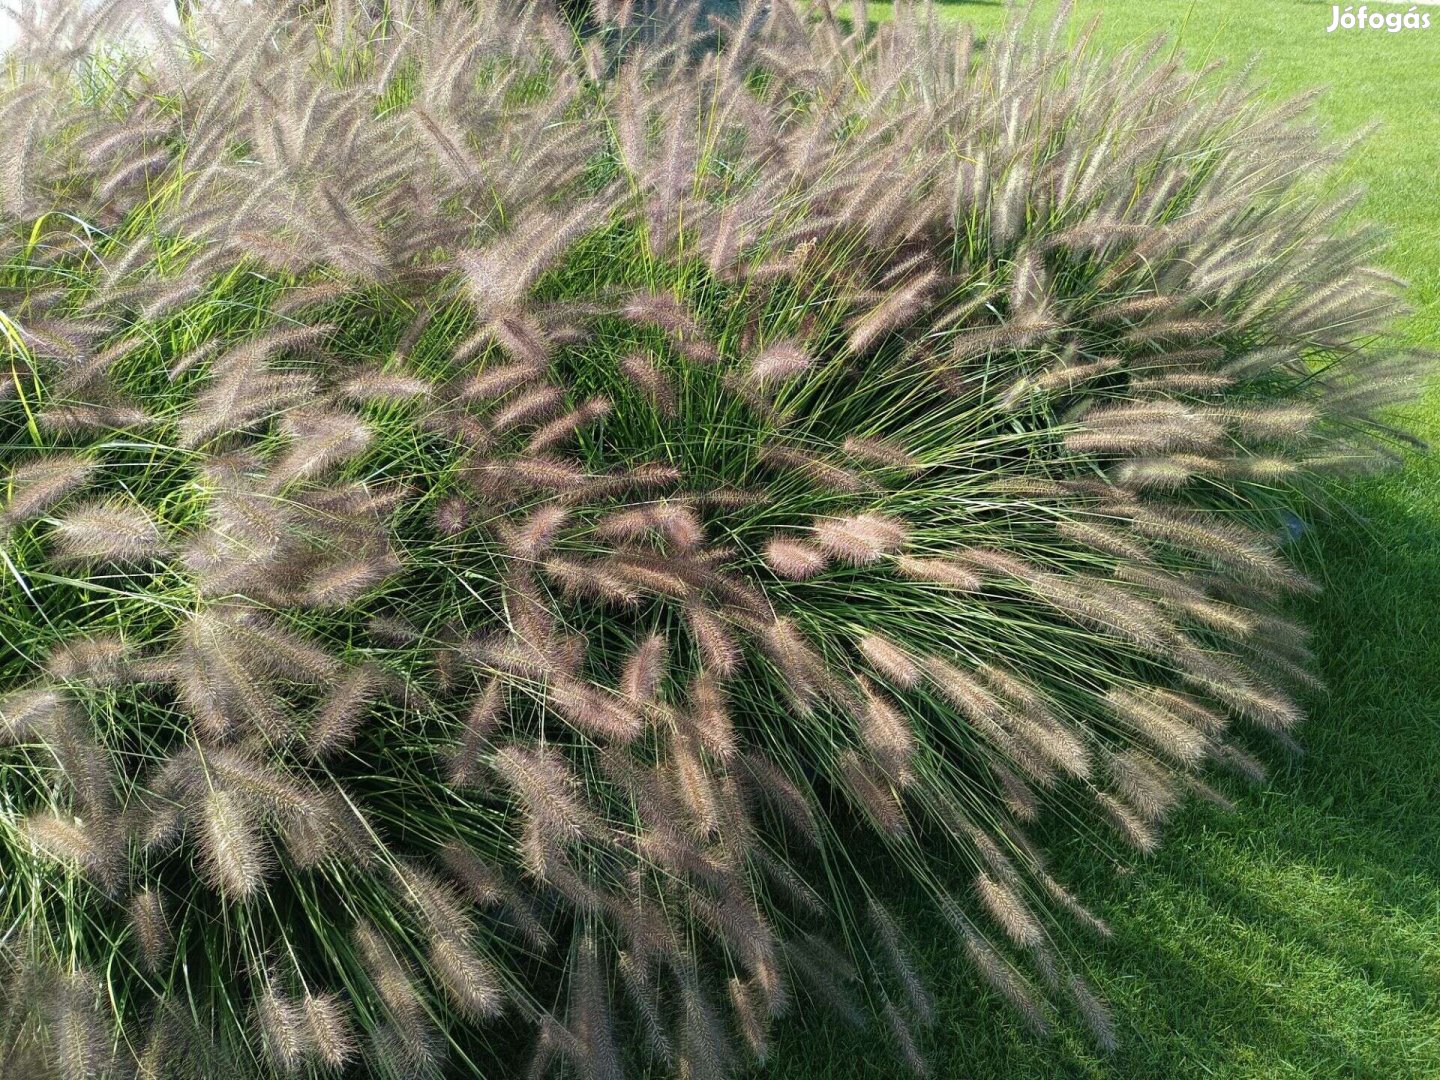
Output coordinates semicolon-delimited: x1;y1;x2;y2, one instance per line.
0;1;1426;1076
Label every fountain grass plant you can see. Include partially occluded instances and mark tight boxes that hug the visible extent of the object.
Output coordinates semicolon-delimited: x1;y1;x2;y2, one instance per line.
0;1;1426;1077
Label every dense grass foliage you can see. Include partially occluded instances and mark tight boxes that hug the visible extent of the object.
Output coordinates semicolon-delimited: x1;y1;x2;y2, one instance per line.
765;4;1440;1077
0;2;1426;1077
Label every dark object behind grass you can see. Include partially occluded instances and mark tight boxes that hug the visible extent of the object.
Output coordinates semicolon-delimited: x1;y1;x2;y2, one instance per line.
0;1;1426;1077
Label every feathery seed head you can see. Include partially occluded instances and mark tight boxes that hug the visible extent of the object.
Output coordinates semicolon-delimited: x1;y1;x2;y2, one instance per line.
811;513;909;565
50;498;165;565
763;536;829;579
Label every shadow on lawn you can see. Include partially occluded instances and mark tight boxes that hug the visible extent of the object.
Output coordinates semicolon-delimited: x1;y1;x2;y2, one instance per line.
762;476;1440;1079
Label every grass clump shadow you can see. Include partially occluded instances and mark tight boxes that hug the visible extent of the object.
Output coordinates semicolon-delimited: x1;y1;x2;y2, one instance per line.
765;472;1440;1079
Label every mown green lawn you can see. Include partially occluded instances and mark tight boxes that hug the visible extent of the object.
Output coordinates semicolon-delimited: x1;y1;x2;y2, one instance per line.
767;3;1440;1077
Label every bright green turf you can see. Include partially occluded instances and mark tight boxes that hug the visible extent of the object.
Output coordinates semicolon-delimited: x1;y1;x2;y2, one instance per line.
767;3;1440;1077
